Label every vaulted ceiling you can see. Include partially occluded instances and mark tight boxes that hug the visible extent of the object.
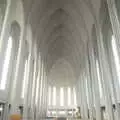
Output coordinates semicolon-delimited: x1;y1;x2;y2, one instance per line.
22;0;102;86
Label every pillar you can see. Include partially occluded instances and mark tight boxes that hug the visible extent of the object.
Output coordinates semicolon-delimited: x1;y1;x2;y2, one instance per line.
71;87;74;107
44;73;48;117
56;87;60;107
51;85;53;107
86;46;94;120
95;23;114;120
88;35;102;120
38;61;44;118
75;81;80;107
100;1;120;118
41;66;45;118
23;56;34;120
83;73;89;119
8;20;25;117
30;50;38;120
106;0;120;58
107;26;120;120
23;51;33;120
0;0;12;79
79;78;84;119
34;55;42;120
64;87;68;107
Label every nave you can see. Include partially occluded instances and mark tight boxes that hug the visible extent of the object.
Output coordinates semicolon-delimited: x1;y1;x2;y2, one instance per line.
0;0;120;120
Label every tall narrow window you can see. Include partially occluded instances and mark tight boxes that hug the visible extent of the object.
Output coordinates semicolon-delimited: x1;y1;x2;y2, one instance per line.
0;36;12;90
21;59;28;98
48;86;51;106
53;86;56;106
73;87;77;106
112;35;120;84
68;87;71;106
96;60;103;98
60;87;64;106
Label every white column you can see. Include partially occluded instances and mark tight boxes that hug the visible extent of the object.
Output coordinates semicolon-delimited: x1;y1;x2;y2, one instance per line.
82;74;89;119
30;51;38;120
43;67;47;118
48;85;52;107
38;62;44;119
106;3;120;116
71;87;74;107
44;73;48;118
0;0;12;48
95;23;114;120
75;82;80;107
44;73;48;117
64;87;68;107
41;66;45;118
51;85;53;107
23;52;33;119
0;0;12;79
86;50;94;120
56;87;60;107
71;87;75;118
80;78;84;119
77;79;82;118
107;32;120;119
25;57;34;120
106;0;120;59
35;55;42;120
9;21;25;115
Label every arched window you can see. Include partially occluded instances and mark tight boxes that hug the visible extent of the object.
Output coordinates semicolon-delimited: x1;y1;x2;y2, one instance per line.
0;21;20;91
0;0;6;34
